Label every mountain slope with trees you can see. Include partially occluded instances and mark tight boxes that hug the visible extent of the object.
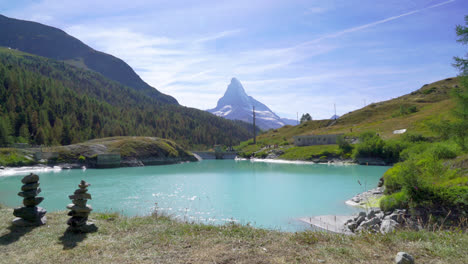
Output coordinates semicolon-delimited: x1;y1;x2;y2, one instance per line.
0;47;254;147
0;14;177;104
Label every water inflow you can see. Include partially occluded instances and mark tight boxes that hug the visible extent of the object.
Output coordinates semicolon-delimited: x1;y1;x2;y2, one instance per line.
0;160;389;231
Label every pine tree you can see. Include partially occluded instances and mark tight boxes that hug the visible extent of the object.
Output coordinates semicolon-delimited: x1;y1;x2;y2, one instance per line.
0;117;13;146
300;113;312;123
451;15;468;150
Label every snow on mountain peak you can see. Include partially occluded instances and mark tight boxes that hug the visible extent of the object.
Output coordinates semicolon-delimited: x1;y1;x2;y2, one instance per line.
207;78;296;130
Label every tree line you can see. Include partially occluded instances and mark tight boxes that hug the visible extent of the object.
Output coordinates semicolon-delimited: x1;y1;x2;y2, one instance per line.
0;49;254;147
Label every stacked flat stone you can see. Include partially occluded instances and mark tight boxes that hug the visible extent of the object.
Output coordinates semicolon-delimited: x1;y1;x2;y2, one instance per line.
12;173;47;226
66;180;97;233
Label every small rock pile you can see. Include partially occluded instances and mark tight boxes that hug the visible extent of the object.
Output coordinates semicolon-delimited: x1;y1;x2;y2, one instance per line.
12;173;47;226
66;180;97;233
345;209;419;234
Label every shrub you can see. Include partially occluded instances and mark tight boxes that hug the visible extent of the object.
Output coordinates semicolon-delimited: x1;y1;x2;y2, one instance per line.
238;151;253;158
352;132;385;159
408;105;418;113
399;142;430;161
337;136;353;154
392;105;418;117
382;149;465;215
423;87;437;94
352;132;406;163
401;133;428;143
383;165;405;194
254;151;268;159
380;191;409;212
382;140;407;163
427;142;459;160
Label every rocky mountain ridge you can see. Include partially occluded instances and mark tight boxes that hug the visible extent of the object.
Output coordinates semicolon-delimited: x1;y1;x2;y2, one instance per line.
207;78;296;130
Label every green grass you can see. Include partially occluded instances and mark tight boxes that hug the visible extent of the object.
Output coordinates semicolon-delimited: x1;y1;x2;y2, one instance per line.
0;148;35;167
278;145;340;161
0;207;467;263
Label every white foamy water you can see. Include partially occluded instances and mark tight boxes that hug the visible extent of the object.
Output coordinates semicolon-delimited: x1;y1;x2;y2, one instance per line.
0;166;62;177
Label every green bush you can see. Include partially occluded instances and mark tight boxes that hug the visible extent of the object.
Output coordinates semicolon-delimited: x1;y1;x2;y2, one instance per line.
352;132;406;163
382;148;465;215
423;87;436;94
427;142;459;160
238;151;253;158
253;151;268;159
399;142;430;161
383;164;405;194
380;191;409;212
337;136;353;154
342;153;352;159
401;133;428;143
352;132;385;159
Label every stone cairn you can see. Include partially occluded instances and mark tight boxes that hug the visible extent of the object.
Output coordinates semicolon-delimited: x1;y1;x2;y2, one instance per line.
66;180;98;233
12;173;47;226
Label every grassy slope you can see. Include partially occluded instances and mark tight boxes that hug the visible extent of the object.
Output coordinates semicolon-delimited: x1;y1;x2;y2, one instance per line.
0;207;466;264
0;148;35;167
238;77;459;157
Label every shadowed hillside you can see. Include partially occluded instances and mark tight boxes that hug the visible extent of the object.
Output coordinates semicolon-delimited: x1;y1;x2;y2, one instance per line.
0;14;177;104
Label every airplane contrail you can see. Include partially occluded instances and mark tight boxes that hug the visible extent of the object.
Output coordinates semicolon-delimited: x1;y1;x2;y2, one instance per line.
298;0;457;47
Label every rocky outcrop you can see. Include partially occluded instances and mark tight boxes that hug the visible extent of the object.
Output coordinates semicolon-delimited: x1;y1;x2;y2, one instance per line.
395;252;415;264
41;137;197;168
345;209;421;234
345;187;384;207
12;173;47;226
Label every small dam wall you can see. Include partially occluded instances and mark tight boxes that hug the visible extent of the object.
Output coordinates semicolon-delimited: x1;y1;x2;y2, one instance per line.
192;151;237;160
96;154;121;168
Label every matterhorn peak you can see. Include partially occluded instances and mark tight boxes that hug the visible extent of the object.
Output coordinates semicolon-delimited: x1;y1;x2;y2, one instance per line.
207;78;297;130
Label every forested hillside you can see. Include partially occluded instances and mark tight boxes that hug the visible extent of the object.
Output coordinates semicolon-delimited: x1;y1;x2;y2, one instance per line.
0;14;177;104
0;48;254;147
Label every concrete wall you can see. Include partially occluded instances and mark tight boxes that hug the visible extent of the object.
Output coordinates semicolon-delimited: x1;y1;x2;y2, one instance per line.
192;151;237;160
293;134;343;146
97;154;121;168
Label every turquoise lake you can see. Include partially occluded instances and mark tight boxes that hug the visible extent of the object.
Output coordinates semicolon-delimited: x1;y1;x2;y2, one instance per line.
0;160;389;231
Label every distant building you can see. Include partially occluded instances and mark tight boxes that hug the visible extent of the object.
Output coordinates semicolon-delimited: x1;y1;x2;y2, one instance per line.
293;134;343;146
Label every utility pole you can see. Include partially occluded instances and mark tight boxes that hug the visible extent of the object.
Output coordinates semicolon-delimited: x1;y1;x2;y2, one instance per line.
334;103;337;120
253;106;256;144
297;112;299;125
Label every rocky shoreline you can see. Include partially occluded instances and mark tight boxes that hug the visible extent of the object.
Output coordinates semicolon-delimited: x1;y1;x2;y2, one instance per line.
345;186;385;208
244;154;391;166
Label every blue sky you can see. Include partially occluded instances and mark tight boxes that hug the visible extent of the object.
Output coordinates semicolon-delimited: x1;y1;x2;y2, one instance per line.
1;0;466;119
